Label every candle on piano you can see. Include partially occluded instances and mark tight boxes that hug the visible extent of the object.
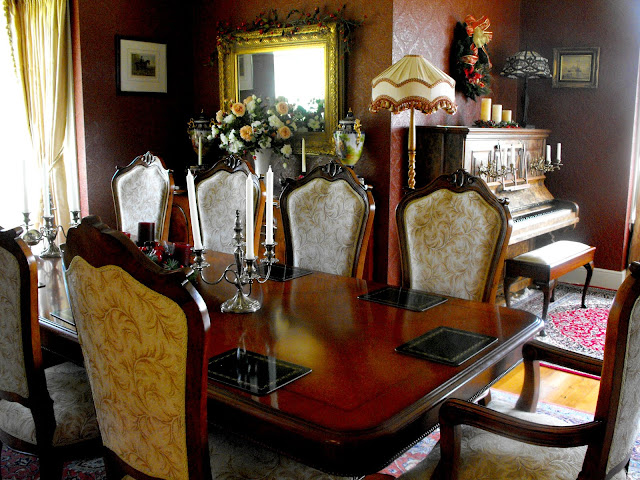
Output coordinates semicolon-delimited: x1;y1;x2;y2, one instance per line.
546;144;551;164
265;166;274;244
301;138;306;173
186;170;203;250
491;104;502;123
557;143;561;162
480;98;492;121
245;175;255;260
502;109;512;123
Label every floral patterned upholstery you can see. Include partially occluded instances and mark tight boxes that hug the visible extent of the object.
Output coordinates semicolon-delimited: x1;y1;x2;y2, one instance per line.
197;170;257;254
0;246;29;398
606;295;640;474
112;156;171;241
398;397;625;480
66;257;189;480
286;178;366;276
402;189;502;301
0;362;99;446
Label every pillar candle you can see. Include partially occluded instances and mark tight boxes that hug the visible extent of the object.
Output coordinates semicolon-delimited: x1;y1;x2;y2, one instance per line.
22;157;29;213
491;104;503;123
480;98;492;121
301;138;306;173
137;222;155;244
502;110;512;123
546;144;552;164
186;170;203;250
557;143;562;162
245;175;255;259
173;242;192;267
43;165;51;217
265;166;274;244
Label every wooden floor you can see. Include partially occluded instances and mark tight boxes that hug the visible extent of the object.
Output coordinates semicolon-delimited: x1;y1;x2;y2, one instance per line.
493;362;600;413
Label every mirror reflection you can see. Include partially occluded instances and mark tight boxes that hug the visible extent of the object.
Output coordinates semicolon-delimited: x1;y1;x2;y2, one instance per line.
237;48;326;132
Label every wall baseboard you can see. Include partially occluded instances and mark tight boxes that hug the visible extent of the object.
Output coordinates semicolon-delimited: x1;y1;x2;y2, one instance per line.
559;267;627;291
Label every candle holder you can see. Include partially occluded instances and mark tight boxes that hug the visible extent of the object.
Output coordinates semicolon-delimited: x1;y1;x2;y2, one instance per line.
40;216;63;258
530;156;562;174
70;210;81;228
21;212;43;246
192;210;276;313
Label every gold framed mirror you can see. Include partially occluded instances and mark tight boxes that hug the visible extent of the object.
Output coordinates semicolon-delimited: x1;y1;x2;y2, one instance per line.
218;22;344;155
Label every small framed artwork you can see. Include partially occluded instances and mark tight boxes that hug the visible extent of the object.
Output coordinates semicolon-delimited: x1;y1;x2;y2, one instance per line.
116;36;167;94
552;47;600;88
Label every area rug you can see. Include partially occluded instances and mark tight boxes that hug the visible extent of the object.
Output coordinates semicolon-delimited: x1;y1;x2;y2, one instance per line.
380;389;640;479
510;283;617;359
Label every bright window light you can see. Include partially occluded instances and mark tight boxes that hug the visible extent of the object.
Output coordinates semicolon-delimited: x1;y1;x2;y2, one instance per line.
273;47;325;109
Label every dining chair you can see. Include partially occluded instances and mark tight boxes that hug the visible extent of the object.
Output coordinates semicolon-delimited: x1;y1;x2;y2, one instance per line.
396;168;512;303
111;151;174;242
194;155;264;256
279;161;375;278
392;261;640;480
0;226;100;479
63;215;375;480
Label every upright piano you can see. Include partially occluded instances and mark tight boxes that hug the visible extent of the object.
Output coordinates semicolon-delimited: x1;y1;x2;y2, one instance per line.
414;126;579;259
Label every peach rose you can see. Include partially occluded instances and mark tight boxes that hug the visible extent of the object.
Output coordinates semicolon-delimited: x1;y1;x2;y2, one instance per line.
278;126;292;140
215;110;225;123
276;102;289;115
231;102;246;116
243;96;254;104
239;125;254;141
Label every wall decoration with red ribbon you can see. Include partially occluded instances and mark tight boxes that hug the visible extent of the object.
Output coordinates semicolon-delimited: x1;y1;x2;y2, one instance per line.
453;15;493;100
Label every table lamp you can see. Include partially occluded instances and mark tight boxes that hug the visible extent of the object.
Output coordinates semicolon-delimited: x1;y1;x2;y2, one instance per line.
370;54;457;189
500;49;551;127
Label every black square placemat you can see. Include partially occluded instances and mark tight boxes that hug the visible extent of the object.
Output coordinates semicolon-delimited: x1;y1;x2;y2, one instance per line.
208;349;312;396
358;286;447;312
257;263;314;282
396;326;498;366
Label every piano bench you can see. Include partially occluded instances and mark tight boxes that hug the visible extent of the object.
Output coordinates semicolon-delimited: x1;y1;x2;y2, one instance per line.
503;241;596;332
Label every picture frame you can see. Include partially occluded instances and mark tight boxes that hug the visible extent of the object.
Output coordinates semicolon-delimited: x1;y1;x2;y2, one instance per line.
552;47;599;88
116;36;167;94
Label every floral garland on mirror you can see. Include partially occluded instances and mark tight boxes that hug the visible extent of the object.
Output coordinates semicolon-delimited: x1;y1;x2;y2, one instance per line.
211;6;365;61
453;15;493;100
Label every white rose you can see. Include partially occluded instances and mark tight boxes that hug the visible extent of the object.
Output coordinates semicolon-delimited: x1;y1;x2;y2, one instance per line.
268;115;284;128
281;144;292;156
224;114;235;124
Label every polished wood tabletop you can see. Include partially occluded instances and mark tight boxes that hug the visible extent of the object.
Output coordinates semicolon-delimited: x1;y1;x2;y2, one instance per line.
37;253;542;476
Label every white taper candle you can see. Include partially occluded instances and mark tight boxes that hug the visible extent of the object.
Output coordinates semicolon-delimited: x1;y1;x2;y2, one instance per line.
186;170;203;250
265;166;274;244
245;175;255;259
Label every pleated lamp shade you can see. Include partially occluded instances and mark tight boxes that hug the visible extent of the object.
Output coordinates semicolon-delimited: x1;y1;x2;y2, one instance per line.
370;55;457;189
370;55;457;115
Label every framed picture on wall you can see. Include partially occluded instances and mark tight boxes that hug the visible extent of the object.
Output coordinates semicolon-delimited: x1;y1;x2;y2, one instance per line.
552;47;599;88
116;36;167;94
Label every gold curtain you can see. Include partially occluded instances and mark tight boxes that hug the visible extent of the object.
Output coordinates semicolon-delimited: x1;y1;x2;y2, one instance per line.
5;0;72;231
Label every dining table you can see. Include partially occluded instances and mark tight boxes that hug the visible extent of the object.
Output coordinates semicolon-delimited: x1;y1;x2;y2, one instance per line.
37;251;542;477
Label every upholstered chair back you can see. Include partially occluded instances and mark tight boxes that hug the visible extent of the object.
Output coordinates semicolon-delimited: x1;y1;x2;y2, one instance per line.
279;162;375;278
111;151;174;242
396;169;512;303
0;228;35;400
64;216;210;480
195;156;263;256
586;261;640;477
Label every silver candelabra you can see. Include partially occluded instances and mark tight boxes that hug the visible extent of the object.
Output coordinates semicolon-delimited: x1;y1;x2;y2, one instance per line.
191;210;277;313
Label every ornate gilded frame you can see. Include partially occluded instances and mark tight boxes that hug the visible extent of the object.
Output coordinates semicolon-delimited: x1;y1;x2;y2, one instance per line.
218;22;344;155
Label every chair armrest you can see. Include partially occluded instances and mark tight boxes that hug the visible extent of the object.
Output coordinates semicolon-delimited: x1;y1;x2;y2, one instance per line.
523;340;603;377
516;340;602;412
435;398;604;480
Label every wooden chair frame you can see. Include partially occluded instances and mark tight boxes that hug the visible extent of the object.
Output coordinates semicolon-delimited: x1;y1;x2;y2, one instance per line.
395;169;512;303
279;161;375;279
111;151;174;242
0;226;100;478
194;155;265;257
433;262;640;480
64;216;212;480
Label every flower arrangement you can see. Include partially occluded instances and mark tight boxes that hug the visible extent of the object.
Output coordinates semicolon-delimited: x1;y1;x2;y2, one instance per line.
211;95;297;158
292;99;325;132
212;6;365;59
453;15;493;100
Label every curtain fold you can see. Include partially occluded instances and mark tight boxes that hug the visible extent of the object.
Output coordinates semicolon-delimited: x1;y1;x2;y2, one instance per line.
5;0;72;232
